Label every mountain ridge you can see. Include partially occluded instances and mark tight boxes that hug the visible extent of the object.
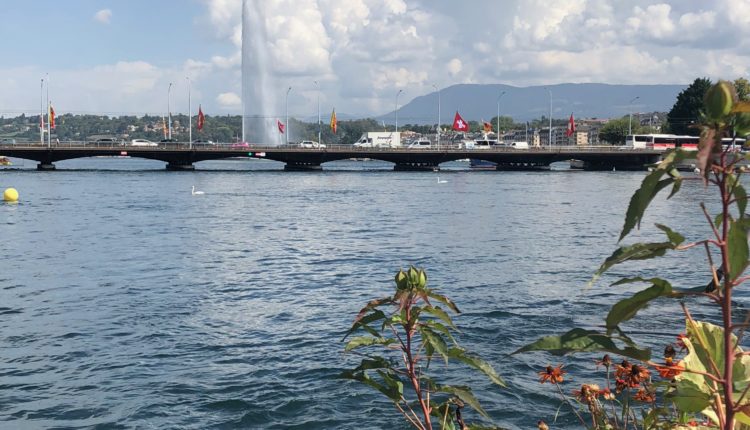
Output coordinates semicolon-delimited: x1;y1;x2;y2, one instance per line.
379;83;686;125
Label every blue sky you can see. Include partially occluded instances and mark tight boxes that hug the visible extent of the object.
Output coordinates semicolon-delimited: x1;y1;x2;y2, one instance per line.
1;0;749;119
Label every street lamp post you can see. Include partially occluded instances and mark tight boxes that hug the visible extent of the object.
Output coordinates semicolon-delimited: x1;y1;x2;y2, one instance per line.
186;77;192;149
628;96;640;136
395;89;403;133
432;84;440;148
285;86;292;145
496;91;506;142
547;88;552;149
167;82;173;141
314;81;320;145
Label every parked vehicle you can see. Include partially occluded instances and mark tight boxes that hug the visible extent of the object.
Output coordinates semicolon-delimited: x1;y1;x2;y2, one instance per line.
407;139;432;149
509;141;529;149
131;139;157;147
354;132;401;148
299;140;326;148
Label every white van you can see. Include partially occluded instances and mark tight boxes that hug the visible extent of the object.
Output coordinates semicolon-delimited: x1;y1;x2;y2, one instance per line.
131;139;157;147
407;139;431;149
510;141;529;149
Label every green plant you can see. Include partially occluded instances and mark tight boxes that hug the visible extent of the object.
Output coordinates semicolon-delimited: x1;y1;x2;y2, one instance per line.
342;266;506;430
518;80;750;429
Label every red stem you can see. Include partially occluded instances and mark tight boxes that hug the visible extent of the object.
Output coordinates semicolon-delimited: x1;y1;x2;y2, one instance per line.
719;156;736;429
404;298;432;428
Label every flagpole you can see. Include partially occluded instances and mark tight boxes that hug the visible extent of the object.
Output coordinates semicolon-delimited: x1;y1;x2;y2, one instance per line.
40;78;44;145
432;84;440;149
285;86;292;146
314;81;320;145
167;82;173;141
546;88;552;149
187;77;192;149
497;90;506;142
395;89;403;134
46;73;50;148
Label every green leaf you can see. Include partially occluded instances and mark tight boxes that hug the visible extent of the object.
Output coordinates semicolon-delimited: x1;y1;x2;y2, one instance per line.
352;357;393;372
606;279;673;334
344;336;395;352
671;379;713;413
340;370;404;402
422;305;456;329
591;241;677;286
420;326;450;363
655;223;686;246
513;328;651;361
344;309;387;339
436;385;488;418
736;184;748;217
448;347;506;387
426;290;461;313
620;151;685;241
715;212;724;229
728;218;749;281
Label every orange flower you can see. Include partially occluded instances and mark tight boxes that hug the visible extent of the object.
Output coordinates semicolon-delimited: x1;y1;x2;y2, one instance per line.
633;387;656;403
656;360;684;379
539;365;566;384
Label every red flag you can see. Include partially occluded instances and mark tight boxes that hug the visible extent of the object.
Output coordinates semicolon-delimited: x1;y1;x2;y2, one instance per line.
197;105;205;131
566;113;576;137
162;116;168;138
483;121;492;133
277;119;285;134
452;111;468;132
49;103;56;129
39;114;44;132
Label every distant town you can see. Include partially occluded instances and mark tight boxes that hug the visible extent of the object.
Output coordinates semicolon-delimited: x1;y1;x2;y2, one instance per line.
0;111;666;147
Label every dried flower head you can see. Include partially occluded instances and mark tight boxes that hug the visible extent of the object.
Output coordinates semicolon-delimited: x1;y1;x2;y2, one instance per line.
572;384;601;403
537;420;549;430
595;354;612;369
599;387;615;401
539;365;566;384
664;344;676;360
633;387;656;403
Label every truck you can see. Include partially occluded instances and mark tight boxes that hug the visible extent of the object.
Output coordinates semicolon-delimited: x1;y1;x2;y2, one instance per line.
353;132;401;148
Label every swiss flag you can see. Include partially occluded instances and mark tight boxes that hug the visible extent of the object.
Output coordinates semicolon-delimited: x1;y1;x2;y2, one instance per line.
566;113;576;137
277;120;285;134
197;105;205;131
452;111;469;132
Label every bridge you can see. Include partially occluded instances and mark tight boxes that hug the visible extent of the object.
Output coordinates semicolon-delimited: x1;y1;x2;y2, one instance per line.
0;142;662;171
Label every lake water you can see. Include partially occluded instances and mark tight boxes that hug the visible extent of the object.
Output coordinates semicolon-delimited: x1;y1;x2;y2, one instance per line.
0;158;736;429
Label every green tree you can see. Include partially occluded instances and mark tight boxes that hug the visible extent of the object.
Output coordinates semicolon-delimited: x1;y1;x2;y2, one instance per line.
599;117;639;144
666;77;712;135
734;77;750;101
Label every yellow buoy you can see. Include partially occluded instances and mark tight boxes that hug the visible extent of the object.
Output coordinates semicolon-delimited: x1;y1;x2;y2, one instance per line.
3;188;18;202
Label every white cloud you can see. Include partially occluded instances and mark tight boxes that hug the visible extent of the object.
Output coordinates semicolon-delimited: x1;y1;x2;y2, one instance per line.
216;92;242;109
93;9;112;24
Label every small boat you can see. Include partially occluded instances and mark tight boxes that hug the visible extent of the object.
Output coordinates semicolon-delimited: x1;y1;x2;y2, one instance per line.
0;156;11;166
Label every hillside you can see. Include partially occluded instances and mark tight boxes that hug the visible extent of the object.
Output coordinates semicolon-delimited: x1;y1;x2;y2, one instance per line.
385;83;686;125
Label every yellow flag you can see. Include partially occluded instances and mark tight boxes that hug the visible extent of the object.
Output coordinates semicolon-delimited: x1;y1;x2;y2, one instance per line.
330;108;337;134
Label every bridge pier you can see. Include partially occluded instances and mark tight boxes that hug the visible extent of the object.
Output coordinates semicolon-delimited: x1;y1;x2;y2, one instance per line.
284;163;322;171
37;162;56;170
578;160;650;171
495;162;550;171
166;162;195;171
393;162;439;171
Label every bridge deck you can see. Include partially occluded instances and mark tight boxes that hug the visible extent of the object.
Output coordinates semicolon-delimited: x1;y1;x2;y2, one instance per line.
0;142;663;171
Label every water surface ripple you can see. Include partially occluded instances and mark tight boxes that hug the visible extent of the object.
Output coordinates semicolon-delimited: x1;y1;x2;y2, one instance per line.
0;159;738;429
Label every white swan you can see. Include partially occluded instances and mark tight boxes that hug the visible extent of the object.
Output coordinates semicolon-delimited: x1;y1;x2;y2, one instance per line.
437;176;448;184
191;185;205;195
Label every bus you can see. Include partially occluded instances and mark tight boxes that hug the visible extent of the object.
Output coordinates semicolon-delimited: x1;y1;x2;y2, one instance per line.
625;134;745;151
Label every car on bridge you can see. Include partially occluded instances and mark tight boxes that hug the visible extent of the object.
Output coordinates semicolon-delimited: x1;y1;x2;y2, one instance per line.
299;140;326;148
131;139;157;147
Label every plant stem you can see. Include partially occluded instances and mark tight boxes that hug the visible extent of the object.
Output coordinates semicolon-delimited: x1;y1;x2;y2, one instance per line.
719;164;736;430
404;300;432;429
553;382;588;429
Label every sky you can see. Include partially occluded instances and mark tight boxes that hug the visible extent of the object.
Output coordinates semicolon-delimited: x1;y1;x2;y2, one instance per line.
1;0;749;119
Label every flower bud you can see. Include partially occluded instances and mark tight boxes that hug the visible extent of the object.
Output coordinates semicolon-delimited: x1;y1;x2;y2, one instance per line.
395;269;408;290
418;270;427;288
704;81;735;120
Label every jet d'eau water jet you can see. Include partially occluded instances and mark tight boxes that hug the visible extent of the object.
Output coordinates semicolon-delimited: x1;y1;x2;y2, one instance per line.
242;0;280;145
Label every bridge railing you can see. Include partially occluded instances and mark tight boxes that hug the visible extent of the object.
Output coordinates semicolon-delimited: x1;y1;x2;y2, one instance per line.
0;141;658;153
